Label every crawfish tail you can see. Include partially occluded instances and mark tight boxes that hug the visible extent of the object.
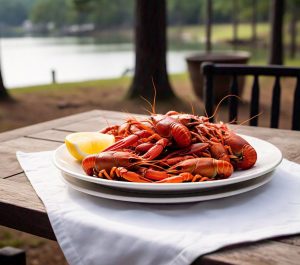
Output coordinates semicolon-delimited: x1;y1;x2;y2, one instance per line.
235;144;257;170
168;157;233;179
214;159;233;179
171;122;191;148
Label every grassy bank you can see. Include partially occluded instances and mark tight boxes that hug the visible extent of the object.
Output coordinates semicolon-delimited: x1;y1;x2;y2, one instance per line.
2;73;196;133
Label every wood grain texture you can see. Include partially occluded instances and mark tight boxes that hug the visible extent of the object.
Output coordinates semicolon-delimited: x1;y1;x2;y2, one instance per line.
55;117;122;132
27;129;69;143
194;240;300;265
5;172;31;183
55;111;146;132
0;178;55;240
0;137;61;178
0;110;102;142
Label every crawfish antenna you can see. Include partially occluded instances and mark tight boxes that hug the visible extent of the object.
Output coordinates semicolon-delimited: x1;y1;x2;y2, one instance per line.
234;112;263;129
207;94;241;120
151;77;157;114
188;100;195;115
140;95;154;115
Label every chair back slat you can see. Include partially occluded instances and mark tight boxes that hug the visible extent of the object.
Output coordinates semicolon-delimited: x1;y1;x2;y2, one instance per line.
202;63;215;122
271;76;281;128
229;75;239;123
292;76;300;130
250;75;260;126
201;63;300;130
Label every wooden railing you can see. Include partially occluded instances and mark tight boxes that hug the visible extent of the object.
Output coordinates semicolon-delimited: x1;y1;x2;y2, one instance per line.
202;63;300;130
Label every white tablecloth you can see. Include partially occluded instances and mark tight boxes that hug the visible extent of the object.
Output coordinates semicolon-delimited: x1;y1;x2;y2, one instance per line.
17;151;300;265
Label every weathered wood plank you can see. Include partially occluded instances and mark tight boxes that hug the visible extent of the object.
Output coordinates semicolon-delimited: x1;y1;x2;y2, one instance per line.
92;110;146;120
5;173;30;183
55;117;127;132
27;129;69;143
0;178;55;240
278;236;300;247
194;240;300;265
0;110;102;142
54;111;147;132
0;137;61;178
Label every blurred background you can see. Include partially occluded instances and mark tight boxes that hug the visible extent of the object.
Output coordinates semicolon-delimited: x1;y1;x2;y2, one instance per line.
0;0;299;264
0;0;274;88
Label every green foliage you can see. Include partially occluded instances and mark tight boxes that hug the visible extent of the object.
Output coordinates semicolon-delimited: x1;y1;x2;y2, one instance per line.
212;0;269;23
85;0;134;28
168;0;204;25
30;0;73;27
0;0;294;30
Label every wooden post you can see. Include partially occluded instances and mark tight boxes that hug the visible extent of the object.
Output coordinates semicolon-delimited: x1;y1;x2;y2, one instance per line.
51;69;56;84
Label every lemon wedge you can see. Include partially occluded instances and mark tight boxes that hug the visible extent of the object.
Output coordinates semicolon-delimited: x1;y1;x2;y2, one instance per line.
65;132;115;161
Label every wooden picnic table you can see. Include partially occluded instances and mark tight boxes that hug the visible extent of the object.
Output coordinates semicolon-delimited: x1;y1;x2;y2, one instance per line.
0;109;300;265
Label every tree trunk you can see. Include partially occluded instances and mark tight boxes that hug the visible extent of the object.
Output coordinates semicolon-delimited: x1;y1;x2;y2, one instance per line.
252;0;257;43
269;0;285;65
232;0;239;48
128;0;175;101
289;4;297;59
0;63;10;100
205;0;212;53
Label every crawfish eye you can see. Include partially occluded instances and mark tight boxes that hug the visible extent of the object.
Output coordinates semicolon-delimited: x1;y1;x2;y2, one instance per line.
175;166;183;170
129;158;138;163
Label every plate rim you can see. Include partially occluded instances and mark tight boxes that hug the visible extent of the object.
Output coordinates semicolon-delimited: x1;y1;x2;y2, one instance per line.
53;134;283;191
60;171;274;204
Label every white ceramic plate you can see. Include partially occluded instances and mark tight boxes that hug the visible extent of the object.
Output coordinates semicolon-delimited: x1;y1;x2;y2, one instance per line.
53;135;282;192
60;171;274;204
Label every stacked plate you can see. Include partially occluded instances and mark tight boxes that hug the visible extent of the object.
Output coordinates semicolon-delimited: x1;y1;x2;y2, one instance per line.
53;135;283;204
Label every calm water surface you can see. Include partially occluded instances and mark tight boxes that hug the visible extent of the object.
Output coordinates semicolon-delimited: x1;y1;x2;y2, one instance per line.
1;37;198;88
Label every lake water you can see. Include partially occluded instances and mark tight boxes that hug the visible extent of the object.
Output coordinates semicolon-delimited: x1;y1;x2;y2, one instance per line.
0;37;198;88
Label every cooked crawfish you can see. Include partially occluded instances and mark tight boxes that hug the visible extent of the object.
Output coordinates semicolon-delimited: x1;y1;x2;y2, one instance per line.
82;151;167;182
168;158;233;180
81;110;257;184
224;131;257;170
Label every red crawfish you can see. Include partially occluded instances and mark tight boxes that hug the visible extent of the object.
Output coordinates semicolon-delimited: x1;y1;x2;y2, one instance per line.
82;151;168;183
223;131;257;170
157;157;233;183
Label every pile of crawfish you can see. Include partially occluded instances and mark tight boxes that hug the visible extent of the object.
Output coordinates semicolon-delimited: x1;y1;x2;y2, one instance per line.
82;111;257;183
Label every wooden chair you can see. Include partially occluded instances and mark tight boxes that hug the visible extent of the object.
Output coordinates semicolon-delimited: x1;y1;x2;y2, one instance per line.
201;63;300;130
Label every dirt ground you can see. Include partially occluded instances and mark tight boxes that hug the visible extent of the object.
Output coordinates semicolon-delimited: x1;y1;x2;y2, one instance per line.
0;76;297;265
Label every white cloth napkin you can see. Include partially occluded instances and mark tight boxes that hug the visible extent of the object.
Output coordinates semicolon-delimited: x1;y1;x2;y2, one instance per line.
17;151;300;265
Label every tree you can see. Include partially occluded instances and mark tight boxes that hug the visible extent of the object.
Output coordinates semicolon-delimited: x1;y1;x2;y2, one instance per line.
0;63;10;100
269;0;285;65
128;0;175;101
205;0;212;52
